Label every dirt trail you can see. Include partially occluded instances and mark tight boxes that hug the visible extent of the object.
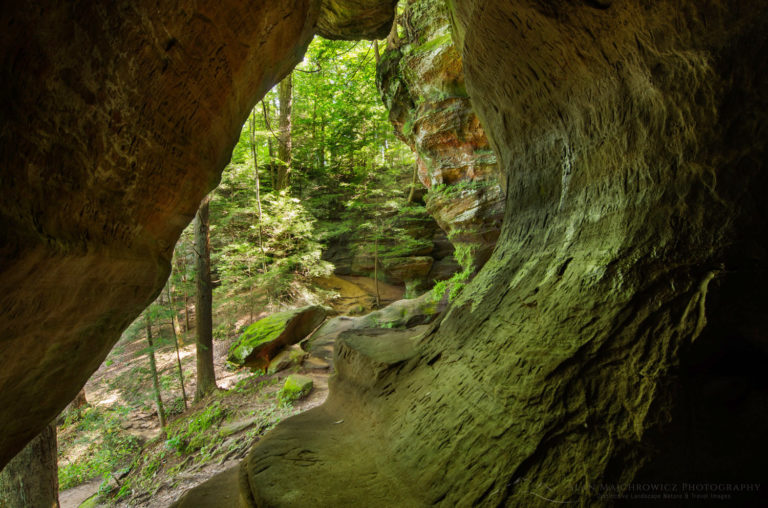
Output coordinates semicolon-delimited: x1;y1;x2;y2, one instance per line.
59;479;101;508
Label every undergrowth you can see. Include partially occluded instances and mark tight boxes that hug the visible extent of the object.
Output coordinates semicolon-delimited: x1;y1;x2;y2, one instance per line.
57;405;141;491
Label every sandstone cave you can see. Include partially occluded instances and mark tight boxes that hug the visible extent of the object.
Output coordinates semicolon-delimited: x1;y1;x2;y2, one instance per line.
1;0;767;506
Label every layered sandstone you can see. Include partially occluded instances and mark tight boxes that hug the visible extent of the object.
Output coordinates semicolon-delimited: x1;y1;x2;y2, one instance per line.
376;0;504;269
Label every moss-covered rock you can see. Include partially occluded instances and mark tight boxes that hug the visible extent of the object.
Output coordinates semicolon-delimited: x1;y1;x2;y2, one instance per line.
278;375;313;404
267;346;307;375
227;306;327;371
304;291;447;364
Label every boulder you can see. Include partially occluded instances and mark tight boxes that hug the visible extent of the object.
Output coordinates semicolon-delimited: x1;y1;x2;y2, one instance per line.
228;306;326;371
279;375;314;403
303;292;446;364
266;346;307;375
304;316;359;363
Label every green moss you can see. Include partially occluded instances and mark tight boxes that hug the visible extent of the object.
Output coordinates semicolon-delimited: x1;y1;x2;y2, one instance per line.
278;375;314;405
227;312;293;364
402;116;416;136
411;32;453;56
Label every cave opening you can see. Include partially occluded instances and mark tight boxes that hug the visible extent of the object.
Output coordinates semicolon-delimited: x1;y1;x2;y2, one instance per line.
2;0;768;506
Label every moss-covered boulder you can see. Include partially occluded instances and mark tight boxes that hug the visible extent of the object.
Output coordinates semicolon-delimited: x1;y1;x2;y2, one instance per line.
267;346;307;375
227;306;327;371
279;375;313;404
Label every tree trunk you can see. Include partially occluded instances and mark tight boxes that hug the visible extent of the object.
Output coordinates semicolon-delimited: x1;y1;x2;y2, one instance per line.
194;197;217;400
277;73;293;191
0;422;58;508
407;164;419;203
249;108;266;273
263;99;277;189
178;255;190;337
374;225;381;309
146;312;167;428
319;118;326;170
167;285;188;411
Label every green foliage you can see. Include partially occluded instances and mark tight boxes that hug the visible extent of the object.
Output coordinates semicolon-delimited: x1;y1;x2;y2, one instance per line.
431;244;475;303
58;406;141;490
164;402;228;455
203;37;416;315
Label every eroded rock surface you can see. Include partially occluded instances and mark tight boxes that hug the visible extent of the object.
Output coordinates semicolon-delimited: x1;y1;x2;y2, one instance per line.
304;291;445;363
376;0;505;268
317;0;398;40
240;0;768;505
326;202;458;293
0;0;395;468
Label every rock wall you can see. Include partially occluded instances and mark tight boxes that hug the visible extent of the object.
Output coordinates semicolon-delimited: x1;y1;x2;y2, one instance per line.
377;0;504;269
237;0;768;505
0;0;395;469
326;203;459;296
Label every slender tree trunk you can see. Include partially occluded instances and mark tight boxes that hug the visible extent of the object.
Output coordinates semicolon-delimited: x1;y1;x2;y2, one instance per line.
277;73;293;191
194;197;217;400
319;118;326;170
374;226;381;309
249;108;267;273
166;277;182;337
263;99;277;189
407;164;419;203
178;256;190;336
0;422;58;508
182;285;190;336
146;312;167;429
166;285;188;411
374;40;381;64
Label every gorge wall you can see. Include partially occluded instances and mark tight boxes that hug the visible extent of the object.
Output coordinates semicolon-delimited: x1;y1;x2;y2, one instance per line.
0;0;395;469
377;0;504;269
237;0;768;505
2;0;767;505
